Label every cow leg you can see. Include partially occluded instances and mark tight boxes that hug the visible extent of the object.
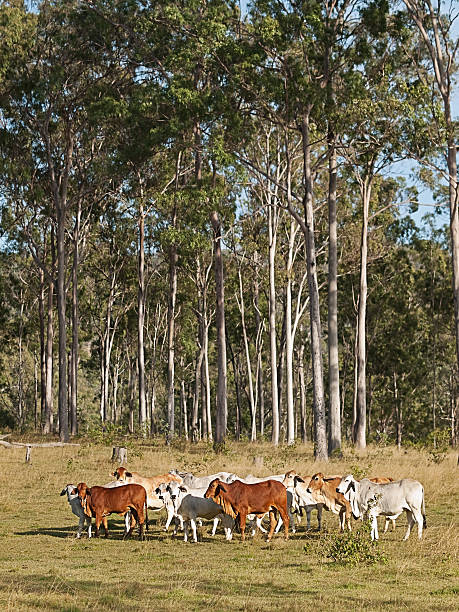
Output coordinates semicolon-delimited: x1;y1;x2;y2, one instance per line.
239;512;247;541
136;506;145;540
345;507;352;531
274;515;283;534
211;517;219;536
278;506;289;540
287;505;295;534
267;510;277;542
411;507;424;539
94;516;101;538
256;514;268;534
222;514;233;540
339;507;345;532
369;513;379;540
403;510;415;541
305;507;311;529
190;518;198;543
86;517;92;538
164;506;174;531
317;505;322;531
76;515;85;538
183;520;189;542
102;517;109;538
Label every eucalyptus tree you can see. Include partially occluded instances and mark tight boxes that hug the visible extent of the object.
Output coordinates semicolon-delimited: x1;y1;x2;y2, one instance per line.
399;0;459;402
237;0;332;457
332;0;433;448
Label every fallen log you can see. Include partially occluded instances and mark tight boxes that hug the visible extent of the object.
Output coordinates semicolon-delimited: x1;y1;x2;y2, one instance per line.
0;440;80;449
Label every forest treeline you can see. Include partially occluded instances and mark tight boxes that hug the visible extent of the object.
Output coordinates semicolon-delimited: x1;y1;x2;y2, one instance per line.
0;0;458;458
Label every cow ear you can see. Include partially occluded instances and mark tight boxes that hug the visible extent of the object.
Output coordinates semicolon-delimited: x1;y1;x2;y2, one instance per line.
60;488;66;496
179;486;187;493
71;488;78;495
217;483;227;493
349;481;355;492
294;476;305;485
125;471;132;478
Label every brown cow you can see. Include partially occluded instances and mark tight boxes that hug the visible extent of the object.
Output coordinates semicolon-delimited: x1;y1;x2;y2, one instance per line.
75;482;148;540
205;478;289;542
306;473;353;531
112;467;182;510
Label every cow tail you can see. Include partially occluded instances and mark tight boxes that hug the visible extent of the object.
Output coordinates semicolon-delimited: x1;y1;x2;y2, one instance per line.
145;503;149;531
422;488;426;529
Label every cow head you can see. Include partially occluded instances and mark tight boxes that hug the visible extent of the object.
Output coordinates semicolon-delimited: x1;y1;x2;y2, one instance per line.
165;482;188;512
336;474;361;519
113;467;132;481
282;470;297;489
76;482;92;517
306;472;324;494
204;478;225;500
60;484;77;499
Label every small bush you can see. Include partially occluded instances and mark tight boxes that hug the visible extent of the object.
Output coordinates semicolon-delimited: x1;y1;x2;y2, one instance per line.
347;463;372;479
426;428;451;464
326;523;387;566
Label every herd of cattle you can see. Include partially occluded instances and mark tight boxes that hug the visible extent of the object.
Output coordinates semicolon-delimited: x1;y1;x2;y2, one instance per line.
60;466;427;544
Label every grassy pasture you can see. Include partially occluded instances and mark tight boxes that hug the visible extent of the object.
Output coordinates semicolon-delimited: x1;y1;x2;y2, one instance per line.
0;439;458;611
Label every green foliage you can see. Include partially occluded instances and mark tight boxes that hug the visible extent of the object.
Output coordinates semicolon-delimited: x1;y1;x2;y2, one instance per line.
426;429;451;464
327;522;388;566
347;463;372;479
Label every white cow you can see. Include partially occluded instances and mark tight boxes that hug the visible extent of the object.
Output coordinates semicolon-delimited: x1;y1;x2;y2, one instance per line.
337;475;426;541
282;471;323;530
163;481;234;542
169;470;236;490
60;482;131;538
229;474;285;484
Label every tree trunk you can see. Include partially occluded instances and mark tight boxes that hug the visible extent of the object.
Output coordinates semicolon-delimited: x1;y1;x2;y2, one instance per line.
38;269;46;431
203;305;212;441
353;178;371;450
210;210;227;446
300;112;327;460
70;202;81;436
128;354;135;434
44;231;55;434
238;268;256;441
254;251;265;437
181;376;188;441
138;198;147;435
56;196;68;442
277;298;287;441
298;330;307;443
268;203;279;445
327;136;341;455
286;218;296;445
192;317;204;440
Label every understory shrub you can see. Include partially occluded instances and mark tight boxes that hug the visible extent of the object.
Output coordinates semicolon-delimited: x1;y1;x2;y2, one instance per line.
326;522;388;566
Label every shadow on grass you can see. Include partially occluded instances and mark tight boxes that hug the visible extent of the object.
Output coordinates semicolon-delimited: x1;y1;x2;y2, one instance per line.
15;520;138;540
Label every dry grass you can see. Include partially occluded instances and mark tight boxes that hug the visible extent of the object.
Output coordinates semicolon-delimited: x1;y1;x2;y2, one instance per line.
0;438;458;611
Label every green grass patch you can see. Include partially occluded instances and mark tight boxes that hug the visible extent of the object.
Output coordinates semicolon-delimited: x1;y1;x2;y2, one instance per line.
0;440;457;610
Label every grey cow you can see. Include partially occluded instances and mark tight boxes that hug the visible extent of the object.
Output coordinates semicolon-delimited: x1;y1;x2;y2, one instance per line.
336;475;426;541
